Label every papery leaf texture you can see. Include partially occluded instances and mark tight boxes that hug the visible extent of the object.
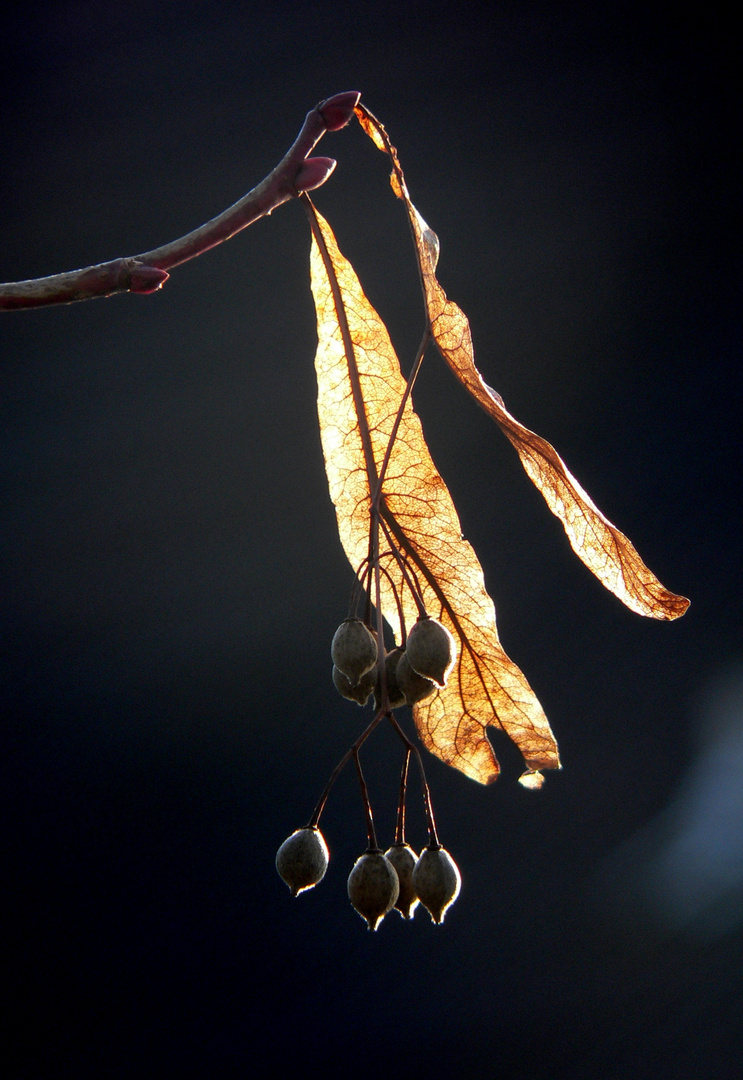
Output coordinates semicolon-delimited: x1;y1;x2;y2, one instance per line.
355;105;689;622
307;202;559;784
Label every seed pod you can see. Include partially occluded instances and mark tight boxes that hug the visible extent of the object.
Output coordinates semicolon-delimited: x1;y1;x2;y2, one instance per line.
332;663;376;706
384;843;419;919
373;646;406;710
347;850;400;930
331;618;377;687
275;827;329;897
396;650;437;706
406;617;456;687
412;845;461;924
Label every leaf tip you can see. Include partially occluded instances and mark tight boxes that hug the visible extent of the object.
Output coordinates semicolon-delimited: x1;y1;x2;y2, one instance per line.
518;769;546;790
664;593;691;620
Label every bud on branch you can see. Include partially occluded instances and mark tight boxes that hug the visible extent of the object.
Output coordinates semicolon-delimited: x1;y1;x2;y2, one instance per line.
0;91;360;311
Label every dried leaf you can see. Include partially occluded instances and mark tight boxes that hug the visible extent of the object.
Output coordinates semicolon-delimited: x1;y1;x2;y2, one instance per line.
355;105;689;621
307;202;559;784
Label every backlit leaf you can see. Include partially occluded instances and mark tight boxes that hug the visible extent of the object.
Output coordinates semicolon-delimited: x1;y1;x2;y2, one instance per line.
307;202;559;784
355;105;689;621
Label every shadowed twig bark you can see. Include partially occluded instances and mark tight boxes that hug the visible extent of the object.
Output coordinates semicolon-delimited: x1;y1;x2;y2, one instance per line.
0;91;359;311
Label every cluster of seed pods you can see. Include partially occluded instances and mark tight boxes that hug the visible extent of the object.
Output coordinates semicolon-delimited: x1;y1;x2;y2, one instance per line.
331;615;456;710
276;826;460;929
276;614;461;929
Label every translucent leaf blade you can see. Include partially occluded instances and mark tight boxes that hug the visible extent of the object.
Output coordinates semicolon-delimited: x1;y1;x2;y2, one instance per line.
355;105;690;621
308;206;559;783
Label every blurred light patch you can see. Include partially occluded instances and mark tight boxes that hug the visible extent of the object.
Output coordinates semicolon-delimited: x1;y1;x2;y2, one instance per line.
604;666;743;940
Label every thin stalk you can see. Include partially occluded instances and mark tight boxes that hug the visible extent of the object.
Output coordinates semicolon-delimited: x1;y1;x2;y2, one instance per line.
379;516;427;624
307;708;386;829
353;104;433;333
394;749;412;846
387;714;440;848
353;750;379;851
378;561;407;643
348;556;374;622
380;500;499;716
372;516;388;707
367;329;430;639
371;326;429;515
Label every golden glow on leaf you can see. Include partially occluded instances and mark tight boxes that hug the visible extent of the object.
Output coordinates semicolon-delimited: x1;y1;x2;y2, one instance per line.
308;205;559;784
354;105;690;622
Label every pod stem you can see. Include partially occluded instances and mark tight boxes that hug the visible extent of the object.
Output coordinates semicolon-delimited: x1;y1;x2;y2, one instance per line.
394;748;411;845
387;714;440;848
353;749;379;851
307;708;386;829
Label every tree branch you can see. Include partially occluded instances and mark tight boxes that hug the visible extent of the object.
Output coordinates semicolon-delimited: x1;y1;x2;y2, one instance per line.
0;91;360;311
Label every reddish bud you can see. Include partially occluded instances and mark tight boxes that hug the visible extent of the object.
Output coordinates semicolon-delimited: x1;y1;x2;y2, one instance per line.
318;91;361;131
128;265;169;294
294;156;337;193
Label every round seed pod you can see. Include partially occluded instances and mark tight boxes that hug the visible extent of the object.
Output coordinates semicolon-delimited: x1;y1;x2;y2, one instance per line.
396;650;437;706
331;618;378;687
406;617;455;687
332;663;376;706
412;845;461;924
384;843;419;919
275;827;329;897
347;850;400;930
373;646;406;710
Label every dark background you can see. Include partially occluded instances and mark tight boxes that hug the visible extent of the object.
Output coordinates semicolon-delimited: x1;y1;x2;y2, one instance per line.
2;2;740;1077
